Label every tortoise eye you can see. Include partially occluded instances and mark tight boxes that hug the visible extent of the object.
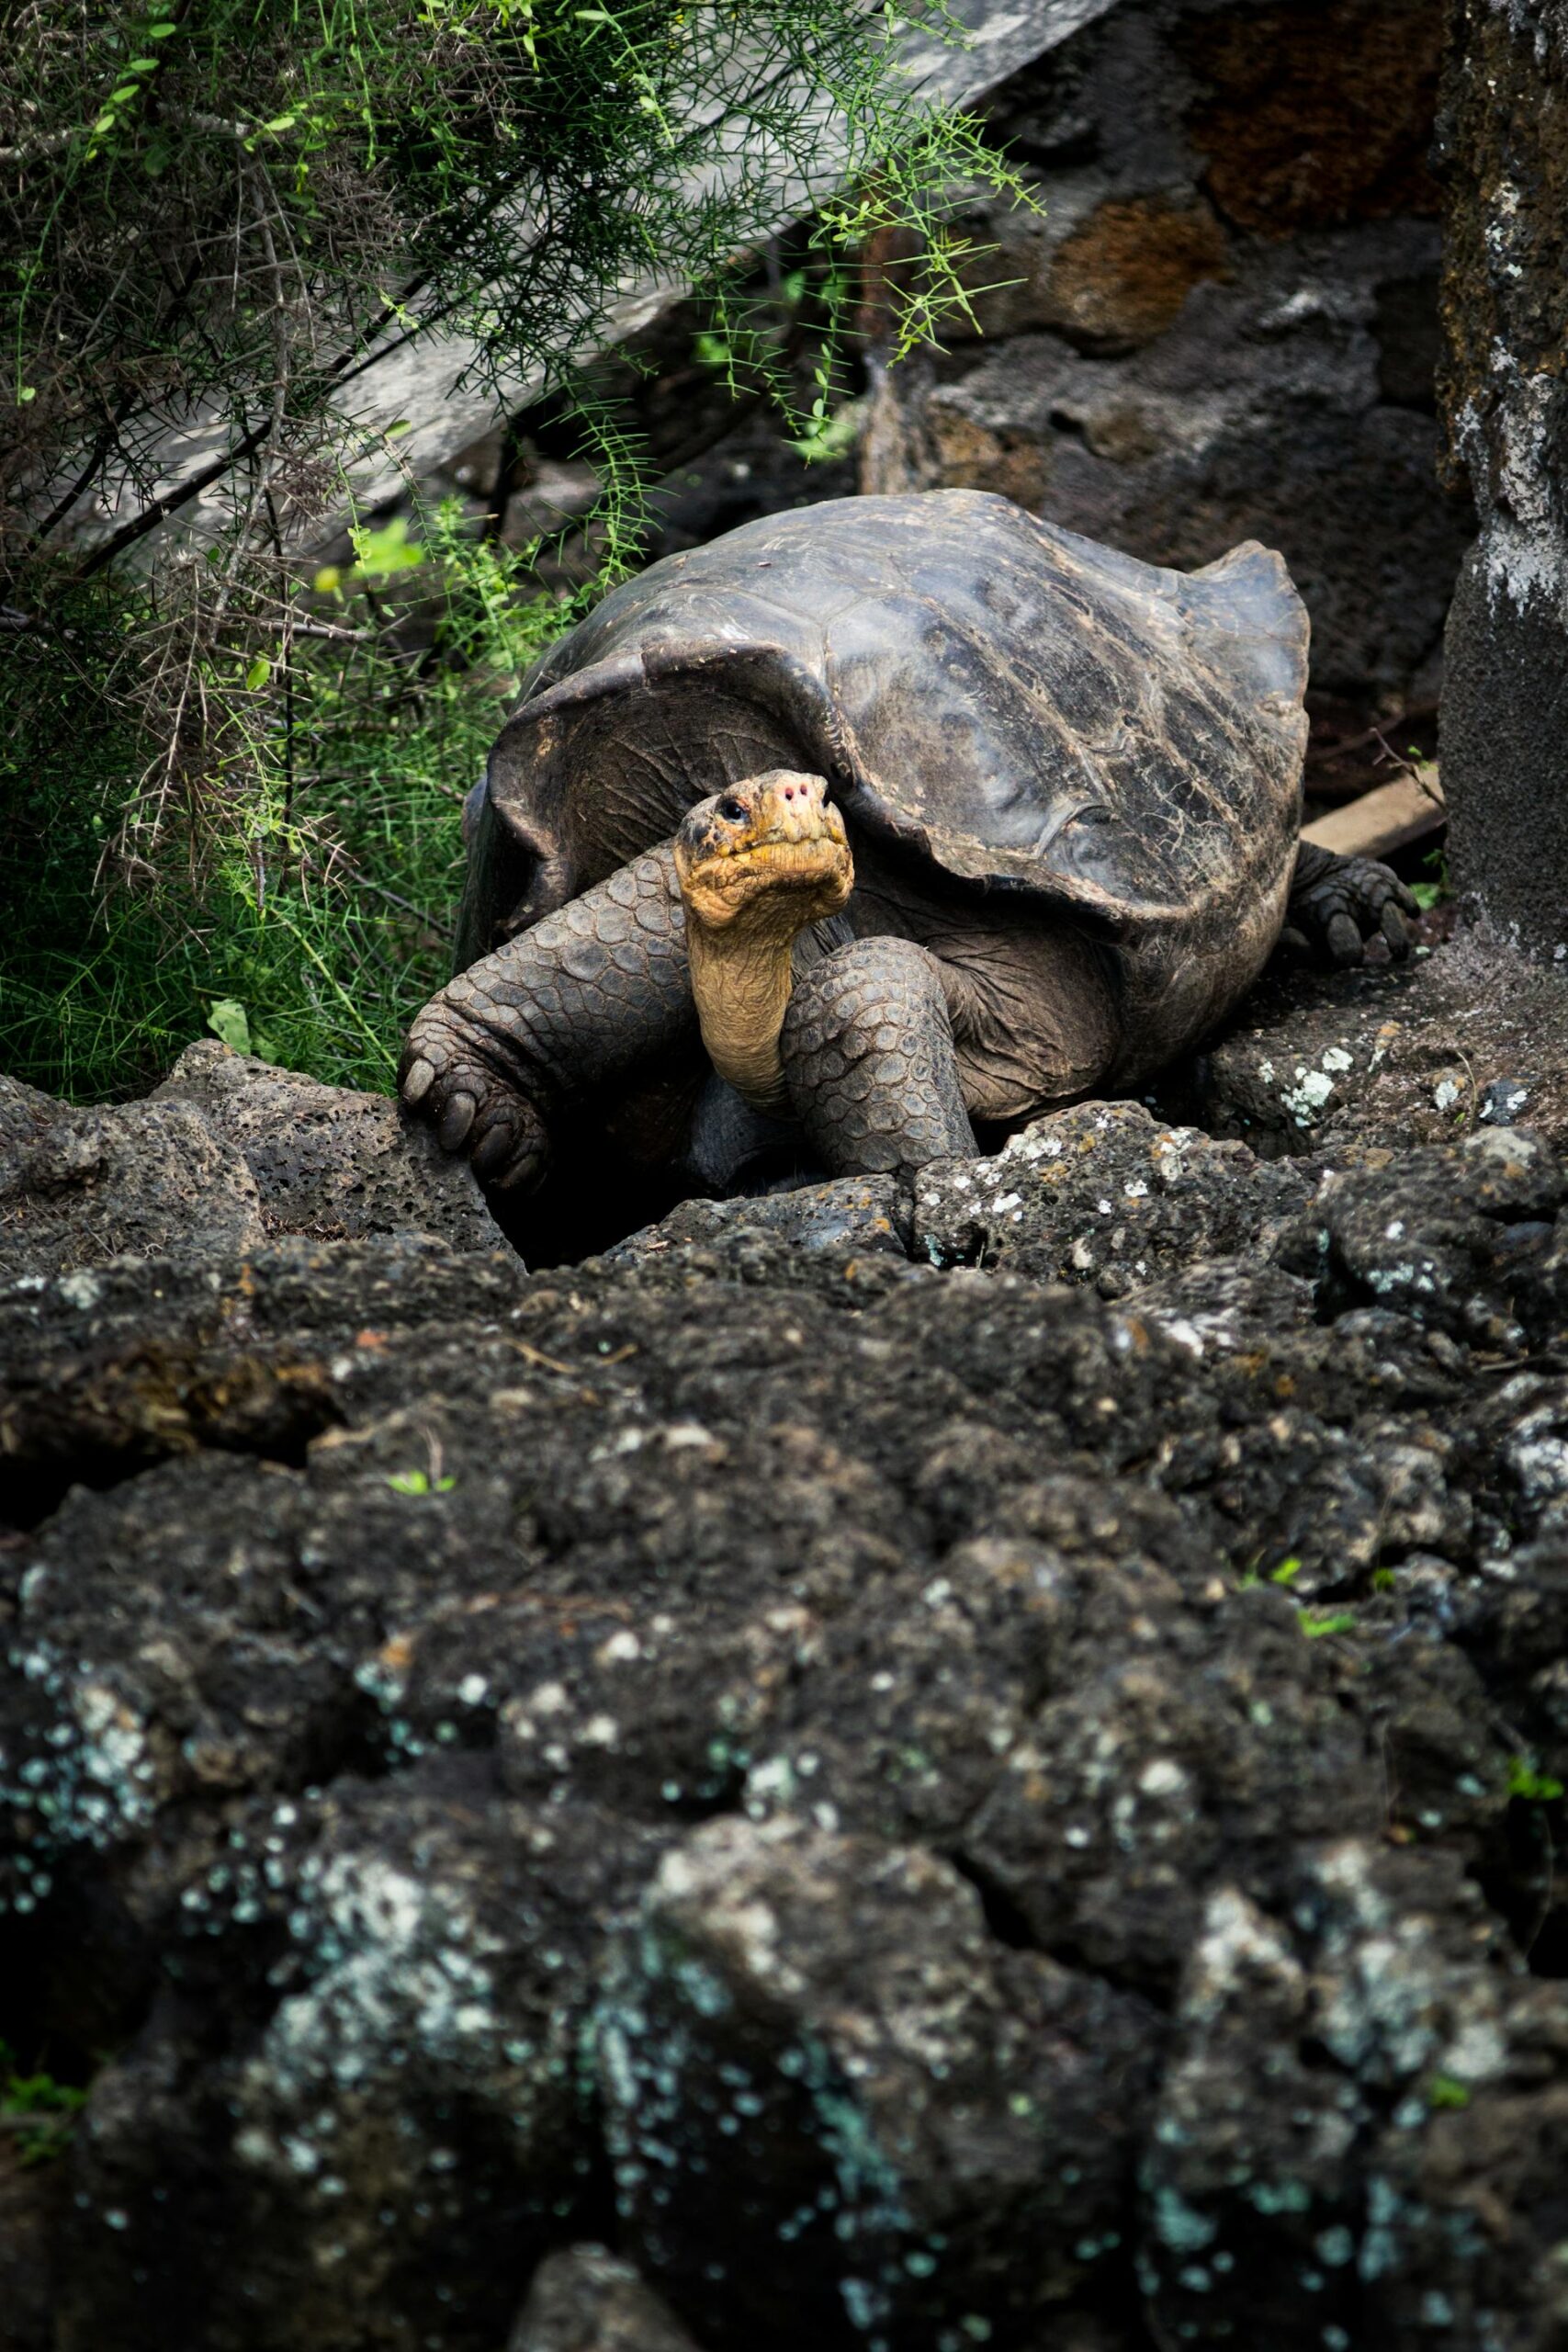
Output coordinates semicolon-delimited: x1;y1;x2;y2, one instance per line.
717;797;746;823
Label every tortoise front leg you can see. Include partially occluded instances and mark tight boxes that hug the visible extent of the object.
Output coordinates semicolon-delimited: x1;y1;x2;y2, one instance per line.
780;937;976;1176
400;845;695;1190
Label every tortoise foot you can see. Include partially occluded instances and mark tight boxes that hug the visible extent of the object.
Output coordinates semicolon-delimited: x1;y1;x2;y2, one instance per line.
399;992;549;1192
1283;843;1418;967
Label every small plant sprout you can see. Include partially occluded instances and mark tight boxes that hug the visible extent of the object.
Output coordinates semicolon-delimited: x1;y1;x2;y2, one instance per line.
1408;843;1450;913
386;1469;457;1496
1507;1755;1565;1804
387;1430;457;1496
1297;1609;1358;1640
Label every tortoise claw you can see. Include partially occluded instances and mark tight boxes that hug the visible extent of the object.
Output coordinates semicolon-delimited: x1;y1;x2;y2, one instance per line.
469;1116;516;1181
1381;898;1414;960
400;998;550;1194
1326;910;1364;967
1287;848;1420;970
484;1141;544;1193
438;1091;478;1152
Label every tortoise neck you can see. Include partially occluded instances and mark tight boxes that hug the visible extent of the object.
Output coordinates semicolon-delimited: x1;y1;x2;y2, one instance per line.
683;913;797;1118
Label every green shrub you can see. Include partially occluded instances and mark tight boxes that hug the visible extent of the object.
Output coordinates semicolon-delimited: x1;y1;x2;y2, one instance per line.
2;503;563;1095
1;0;1019;1100
0;2037;88;2166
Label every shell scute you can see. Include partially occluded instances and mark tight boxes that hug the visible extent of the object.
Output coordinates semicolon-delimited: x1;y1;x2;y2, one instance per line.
485;491;1307;937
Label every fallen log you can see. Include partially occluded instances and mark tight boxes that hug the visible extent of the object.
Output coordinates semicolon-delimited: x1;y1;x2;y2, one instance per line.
55;0;1125;563
1300;763;1446;861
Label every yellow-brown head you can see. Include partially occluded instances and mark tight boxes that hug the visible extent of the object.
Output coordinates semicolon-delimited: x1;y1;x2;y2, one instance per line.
672;770;853;943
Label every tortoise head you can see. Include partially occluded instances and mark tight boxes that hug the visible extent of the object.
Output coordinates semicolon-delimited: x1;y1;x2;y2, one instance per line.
672;770;853;940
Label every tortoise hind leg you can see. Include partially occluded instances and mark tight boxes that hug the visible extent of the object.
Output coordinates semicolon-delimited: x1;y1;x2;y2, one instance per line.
1284;841;1418;967
780;938;976;1175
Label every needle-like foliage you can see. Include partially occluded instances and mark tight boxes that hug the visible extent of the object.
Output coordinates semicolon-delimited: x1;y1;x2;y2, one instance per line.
0;0;1020;1097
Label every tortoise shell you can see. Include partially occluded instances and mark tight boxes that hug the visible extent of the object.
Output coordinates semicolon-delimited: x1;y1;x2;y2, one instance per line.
461;490;1308;963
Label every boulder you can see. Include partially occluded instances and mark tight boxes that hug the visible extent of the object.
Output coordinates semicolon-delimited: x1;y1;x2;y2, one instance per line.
1139;1845;1566;2349
909;1100;1312;1296
597;1815;1159;2346
1168;934;1568;1158
154;1040;498;1250
0;1079;265;1282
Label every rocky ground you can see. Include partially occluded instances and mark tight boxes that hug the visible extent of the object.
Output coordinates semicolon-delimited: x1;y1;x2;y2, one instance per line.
6;932;1568;2351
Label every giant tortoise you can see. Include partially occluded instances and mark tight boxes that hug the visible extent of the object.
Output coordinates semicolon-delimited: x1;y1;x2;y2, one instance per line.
399;490;1413;1194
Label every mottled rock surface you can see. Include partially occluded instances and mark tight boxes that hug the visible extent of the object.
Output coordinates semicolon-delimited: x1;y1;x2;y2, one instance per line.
7;943;1568;2350
862;0;1470;713
0;1080;265;1281
1438;0;1568;952
1153;933;1568;1158
909;1101;1312;1295
155;1040;498;1250
0;1050;497;1293
509;2245;704;2352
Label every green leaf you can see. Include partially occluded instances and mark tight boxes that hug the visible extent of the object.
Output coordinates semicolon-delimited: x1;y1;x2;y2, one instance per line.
1507;1754;1564;1803
4;2043;89;2172
788;405;861;461
4;2074;86;2119
1298;1609;1357;1639
347;516;425;581
17;386;36;403
207;998;252;1055
244;656;271;692
1427;2075;1471;2110
386;1469;457;1495
1269;1556;1303;1586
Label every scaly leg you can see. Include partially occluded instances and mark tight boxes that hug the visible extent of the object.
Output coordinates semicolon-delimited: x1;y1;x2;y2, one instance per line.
399;845;695;1190
780;937;976;1175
